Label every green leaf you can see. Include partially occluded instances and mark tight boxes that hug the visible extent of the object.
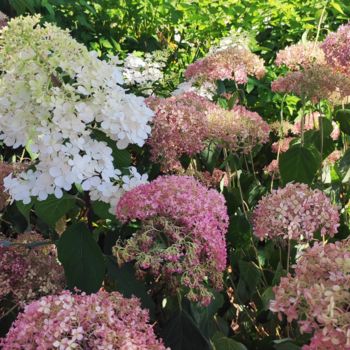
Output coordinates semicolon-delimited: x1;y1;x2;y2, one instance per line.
57;223;105;293
330;1;345;15
189;292;224;338
92;201;117;221
237;260;261;302
279;144;321;184
16;201;33;224
335;109;350;135
105;257;154;313
212;332;247;350
338;148;350;182
274;339;300;350
35;194;75;227
161;309;212;350
261;287;274;310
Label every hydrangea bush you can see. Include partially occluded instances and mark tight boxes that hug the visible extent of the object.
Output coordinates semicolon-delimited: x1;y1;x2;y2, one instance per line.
113;175;228;305
0;15;153;209
0;6;349;350
1;290;167;350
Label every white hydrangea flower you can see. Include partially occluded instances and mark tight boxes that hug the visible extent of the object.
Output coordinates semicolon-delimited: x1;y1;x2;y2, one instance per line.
122;51;167;94
0;16;153;209
172;80;216;100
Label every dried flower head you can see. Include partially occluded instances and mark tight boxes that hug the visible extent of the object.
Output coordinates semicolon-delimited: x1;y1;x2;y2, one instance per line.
270;239;350;349
1;290;167;349
272;64;350;103
113;175;228;305
321;24;350;76
0;232;65;318
275;42;326;70
271;137;294;153
207;105;270;153
146;92;215;171
185;46;265;84
253;183;339;241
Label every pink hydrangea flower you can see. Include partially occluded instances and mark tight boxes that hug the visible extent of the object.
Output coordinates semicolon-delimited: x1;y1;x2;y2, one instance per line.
321;24;350;76
253;183;339;241
146;92;216;171
271;137;294;153
270;239;350;349
113;175;228;305
271;65;350;103
1;290;167;350
0;232;65;318
185;46;265;84
264;159;279;176
207;105;270;154
275;42;325;70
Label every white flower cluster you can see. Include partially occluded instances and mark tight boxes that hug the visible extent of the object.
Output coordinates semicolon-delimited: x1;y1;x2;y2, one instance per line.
208;29;253;54
122;51;167;94
171;80;217;100
0;16;152;209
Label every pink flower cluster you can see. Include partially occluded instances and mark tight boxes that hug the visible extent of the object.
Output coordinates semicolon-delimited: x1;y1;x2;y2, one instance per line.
321;24;350;76
0;232;65;318
1;290;167;350
270;239;350;349
146;92;216;171
264;159;279;176
271;137;294;153
114;175;228;305
207;105;270;154
275;42;325;70
147;93;270;170
271;64;350;103
185;46;265;84
253;183;339;241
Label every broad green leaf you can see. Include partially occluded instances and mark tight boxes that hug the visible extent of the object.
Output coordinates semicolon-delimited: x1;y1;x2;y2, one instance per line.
212;332;247;350
189;292;224;338
16;201;33;224
335;109;350;135
330;1;345;15
338;148;350;182
274;339;300;350
279;144;321;184
35;194;75;227
237;260;261;302
161;309;211;350
105;257;154;313
57;223;105;293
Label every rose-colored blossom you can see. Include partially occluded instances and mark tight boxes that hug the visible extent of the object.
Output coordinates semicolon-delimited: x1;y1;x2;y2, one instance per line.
207;105;270;154
185;46;265;84
271;137;294;153
331;121;340;140
264;159;279;176
0;232;64;317
270;239;350;349
146;92;216;171
113;175;228;305
1;290;167;350
272;64;350;103
253;183;339;241
321;24;350;76
293;112;320;134
275;42;325;70
323;150;342;166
